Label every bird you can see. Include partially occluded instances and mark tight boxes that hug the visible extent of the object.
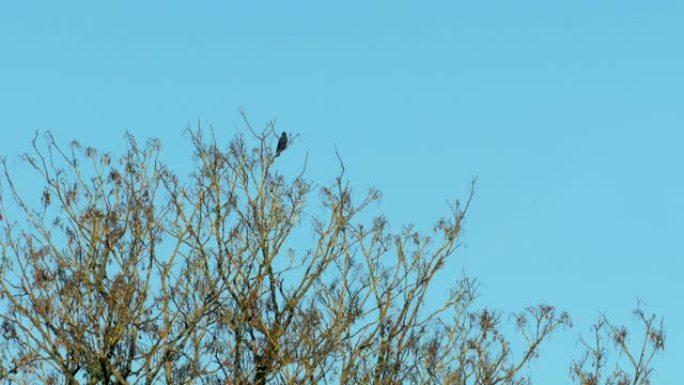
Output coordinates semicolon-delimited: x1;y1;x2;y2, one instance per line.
275;132;288;157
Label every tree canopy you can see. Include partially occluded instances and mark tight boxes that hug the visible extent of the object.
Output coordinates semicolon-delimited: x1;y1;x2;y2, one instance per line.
0;120;664;385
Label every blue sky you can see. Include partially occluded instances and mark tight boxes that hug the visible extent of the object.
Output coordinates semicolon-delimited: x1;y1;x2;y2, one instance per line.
1;1;681;383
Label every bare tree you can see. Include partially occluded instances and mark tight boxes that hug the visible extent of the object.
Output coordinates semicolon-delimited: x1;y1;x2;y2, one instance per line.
0;119;662;385
571;305;665;385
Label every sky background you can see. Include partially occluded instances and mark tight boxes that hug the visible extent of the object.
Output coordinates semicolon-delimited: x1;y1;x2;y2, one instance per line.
1;1;681;383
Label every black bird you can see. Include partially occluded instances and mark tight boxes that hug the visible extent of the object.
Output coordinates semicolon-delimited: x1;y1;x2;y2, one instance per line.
275;132;288;157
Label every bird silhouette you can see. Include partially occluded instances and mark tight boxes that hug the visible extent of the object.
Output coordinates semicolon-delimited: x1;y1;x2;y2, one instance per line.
275;132;288;157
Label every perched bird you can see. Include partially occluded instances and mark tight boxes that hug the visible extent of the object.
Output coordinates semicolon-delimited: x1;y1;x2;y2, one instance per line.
275;132;288;157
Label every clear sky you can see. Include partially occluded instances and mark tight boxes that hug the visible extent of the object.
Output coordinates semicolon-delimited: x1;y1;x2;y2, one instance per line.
1;1;681;383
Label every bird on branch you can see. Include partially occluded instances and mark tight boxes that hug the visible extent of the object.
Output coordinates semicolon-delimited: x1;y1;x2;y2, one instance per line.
275;132;288;157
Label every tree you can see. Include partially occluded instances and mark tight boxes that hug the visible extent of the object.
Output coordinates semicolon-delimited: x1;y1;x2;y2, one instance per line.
0;117;664;385
571;305;665;385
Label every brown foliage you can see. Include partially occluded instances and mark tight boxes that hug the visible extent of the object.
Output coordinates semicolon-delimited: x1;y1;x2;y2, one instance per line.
0;121;662;385
571;305;665;385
